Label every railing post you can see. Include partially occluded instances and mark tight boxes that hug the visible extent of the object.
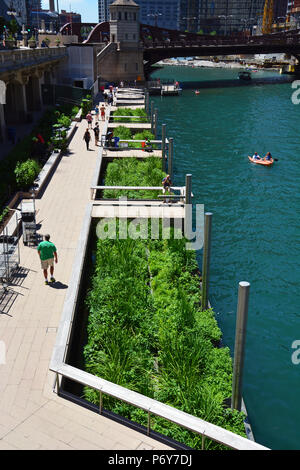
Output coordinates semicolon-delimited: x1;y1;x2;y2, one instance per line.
201;212;213;311
150;101;154;133
161;123;166;172
168;137;174;181
147;410;151;436
231;281;250;412
184;174;192;240
145;90;149;116
154;108;158;139
99;390;103;414
185;173;192;205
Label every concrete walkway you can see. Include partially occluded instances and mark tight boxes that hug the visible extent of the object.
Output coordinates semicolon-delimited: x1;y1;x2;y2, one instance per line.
0;107;172;450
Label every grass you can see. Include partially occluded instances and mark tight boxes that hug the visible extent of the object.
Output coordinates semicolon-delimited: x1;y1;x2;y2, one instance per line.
83;234;246;449
103;157;165;199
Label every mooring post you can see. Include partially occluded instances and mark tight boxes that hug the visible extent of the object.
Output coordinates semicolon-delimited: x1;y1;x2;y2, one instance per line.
154;108;158;139
201;212;213;311
184;174;192;237
145;90;149;116
150;101;154;132
231;281;250;412
185;173;192;205
168;137;174;180
161;124;166;171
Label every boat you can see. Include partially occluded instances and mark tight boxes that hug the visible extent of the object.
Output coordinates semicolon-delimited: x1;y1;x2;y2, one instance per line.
239;71;252;80
248;156;274;166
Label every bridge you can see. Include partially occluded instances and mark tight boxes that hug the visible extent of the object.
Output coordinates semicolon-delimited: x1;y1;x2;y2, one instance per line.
60;22;300;78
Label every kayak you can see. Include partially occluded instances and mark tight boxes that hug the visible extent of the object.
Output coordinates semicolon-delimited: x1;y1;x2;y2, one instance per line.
248;156;274;166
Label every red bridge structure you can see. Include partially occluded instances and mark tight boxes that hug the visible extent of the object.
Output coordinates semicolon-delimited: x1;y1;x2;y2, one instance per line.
60;22;300;77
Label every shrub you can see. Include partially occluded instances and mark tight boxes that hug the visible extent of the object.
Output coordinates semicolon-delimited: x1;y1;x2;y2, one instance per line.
14;159;41;188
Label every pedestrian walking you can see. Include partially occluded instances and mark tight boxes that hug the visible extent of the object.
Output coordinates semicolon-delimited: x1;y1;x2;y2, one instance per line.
37;234;58;285
95;105;99;121
108;93;113;105
93;122;100;146
86;111;93;128
83;128;91;150
100;104;106;121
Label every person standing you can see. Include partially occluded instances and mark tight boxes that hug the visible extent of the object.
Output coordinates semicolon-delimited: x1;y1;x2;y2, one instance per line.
83;128;91;150
86;111;93;129
162;174;172;203
93;122;100;146
100;104;106;121
37;234;58;285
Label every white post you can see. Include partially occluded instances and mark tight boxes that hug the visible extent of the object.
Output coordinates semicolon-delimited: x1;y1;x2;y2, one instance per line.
161;123;166;171
201;213;213;311
231;281;250;411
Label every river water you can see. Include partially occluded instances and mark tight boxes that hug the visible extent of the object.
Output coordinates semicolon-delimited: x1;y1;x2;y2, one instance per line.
151;65;300;450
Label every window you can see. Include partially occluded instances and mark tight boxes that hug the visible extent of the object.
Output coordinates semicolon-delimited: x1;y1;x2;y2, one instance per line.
118;12;122;20
124;11;128;20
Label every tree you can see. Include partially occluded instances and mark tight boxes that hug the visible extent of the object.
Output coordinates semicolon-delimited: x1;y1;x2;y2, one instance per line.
8;19;18;36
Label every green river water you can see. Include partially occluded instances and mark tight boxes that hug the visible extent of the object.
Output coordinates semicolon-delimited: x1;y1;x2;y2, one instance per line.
151;65;300;450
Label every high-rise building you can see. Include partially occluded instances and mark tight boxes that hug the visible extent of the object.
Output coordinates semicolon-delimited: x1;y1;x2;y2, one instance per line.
99;0;180;30
0;0;27;25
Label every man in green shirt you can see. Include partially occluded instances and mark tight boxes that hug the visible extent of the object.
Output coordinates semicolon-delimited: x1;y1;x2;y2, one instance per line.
37;234;58;285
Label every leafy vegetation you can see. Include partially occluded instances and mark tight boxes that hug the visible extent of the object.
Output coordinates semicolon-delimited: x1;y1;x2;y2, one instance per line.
83;234;246;449
0;104;76;212
113;108;148;123
110;126;156;149
0;206;10;226
14;159;41;188
103;157;165;199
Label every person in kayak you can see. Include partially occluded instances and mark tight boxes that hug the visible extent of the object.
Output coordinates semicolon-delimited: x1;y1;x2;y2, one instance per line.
252;152;261;160
264;152;272;161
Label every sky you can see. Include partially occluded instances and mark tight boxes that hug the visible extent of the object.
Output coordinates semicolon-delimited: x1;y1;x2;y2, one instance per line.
41;0;99;23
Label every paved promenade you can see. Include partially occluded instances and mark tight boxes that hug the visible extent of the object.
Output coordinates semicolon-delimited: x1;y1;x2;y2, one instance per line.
0;107;172;450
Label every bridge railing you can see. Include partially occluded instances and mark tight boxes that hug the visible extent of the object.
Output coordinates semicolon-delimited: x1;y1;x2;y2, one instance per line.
142;33;300;49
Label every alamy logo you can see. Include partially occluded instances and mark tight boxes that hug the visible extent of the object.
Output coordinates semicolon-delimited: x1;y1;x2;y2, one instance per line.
291;340;300;365
0;80;6;105
96;199;205;251
291;81;300;104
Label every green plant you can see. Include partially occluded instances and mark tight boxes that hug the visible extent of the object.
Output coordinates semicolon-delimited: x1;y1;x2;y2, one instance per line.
14;159;41;188
103;157;165;199
57;113;71;129
83;233;246;449
81;98;92;116
0;206;10;225
113;108;148;123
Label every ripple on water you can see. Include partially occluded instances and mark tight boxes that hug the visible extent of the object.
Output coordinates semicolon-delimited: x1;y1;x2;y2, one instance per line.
152;66;300;450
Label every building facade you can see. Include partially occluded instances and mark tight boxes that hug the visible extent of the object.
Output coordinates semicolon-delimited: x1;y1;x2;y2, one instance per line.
99;0;180;30
0;0;27;25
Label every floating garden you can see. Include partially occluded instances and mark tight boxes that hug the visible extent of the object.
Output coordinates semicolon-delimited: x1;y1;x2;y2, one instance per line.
83;232;246;449
111;125;156;149
112;107;149;123
103;157;165;200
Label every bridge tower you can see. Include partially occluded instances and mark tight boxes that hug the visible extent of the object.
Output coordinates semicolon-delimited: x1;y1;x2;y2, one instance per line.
100;0;144;83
